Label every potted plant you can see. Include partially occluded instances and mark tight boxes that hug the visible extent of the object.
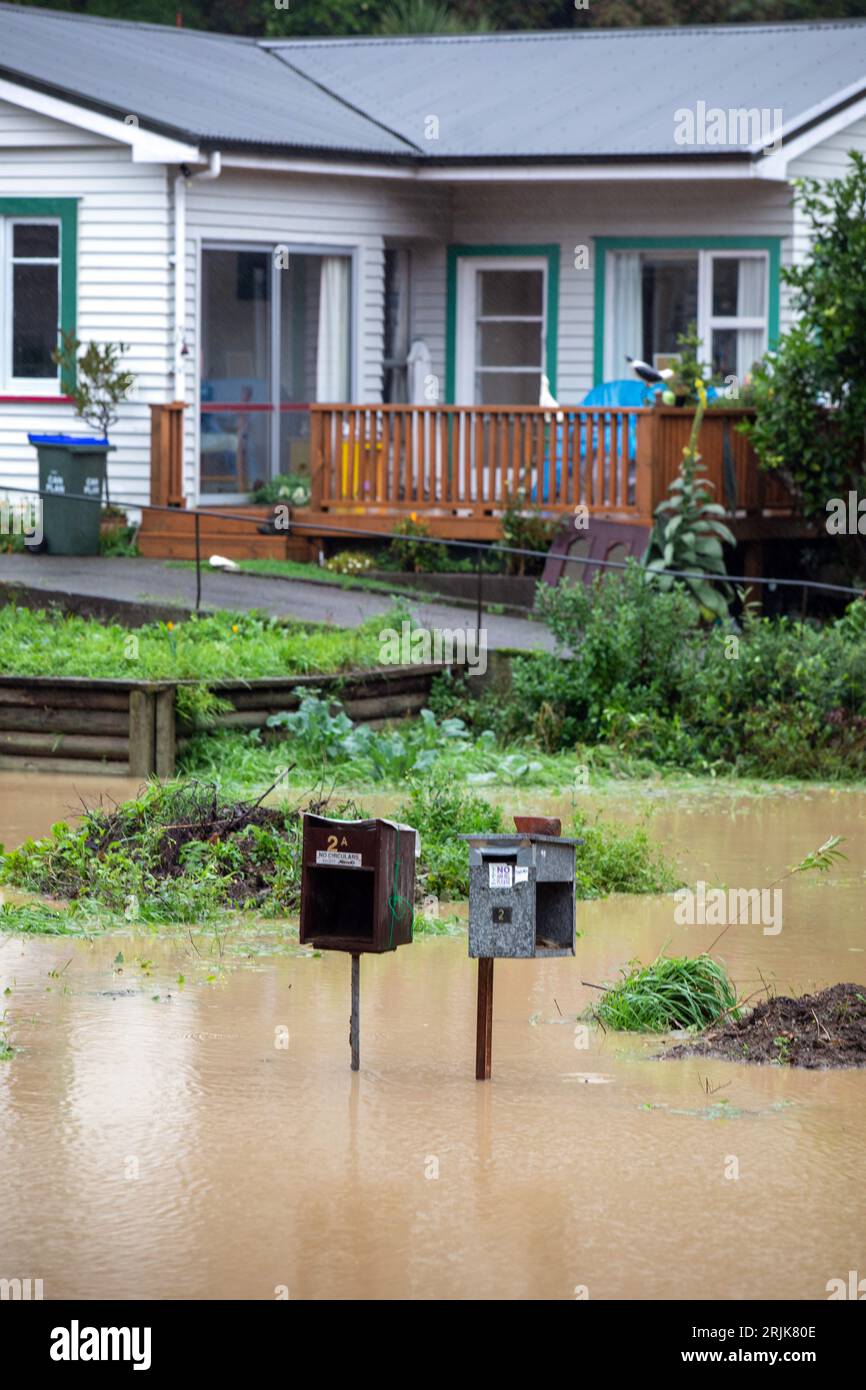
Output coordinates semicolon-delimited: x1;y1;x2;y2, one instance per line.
27;333;134;555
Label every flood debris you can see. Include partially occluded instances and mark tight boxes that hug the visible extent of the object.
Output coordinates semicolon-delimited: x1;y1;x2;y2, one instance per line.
664;983;866;1068
1;779;362;921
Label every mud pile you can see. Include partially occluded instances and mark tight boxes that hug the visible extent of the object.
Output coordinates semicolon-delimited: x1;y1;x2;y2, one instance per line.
665;983;866;1068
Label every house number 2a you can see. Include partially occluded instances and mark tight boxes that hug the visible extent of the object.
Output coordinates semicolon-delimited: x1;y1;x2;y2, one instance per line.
326;834;349;850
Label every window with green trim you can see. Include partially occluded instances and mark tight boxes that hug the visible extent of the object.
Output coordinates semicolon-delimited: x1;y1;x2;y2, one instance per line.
0;198;77;394
595;238;781;387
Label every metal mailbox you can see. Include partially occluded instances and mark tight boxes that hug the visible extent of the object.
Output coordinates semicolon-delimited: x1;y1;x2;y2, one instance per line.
462;832;577;959
299;814;416;954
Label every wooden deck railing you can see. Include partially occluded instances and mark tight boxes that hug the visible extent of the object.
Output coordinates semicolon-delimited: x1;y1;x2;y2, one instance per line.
310;403;651;520
309;403;794;530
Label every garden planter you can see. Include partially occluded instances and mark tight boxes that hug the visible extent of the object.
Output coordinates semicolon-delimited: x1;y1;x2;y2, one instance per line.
27;434;114;555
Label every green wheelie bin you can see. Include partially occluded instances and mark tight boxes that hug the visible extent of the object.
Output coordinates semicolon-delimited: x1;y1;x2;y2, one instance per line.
27;434;114;555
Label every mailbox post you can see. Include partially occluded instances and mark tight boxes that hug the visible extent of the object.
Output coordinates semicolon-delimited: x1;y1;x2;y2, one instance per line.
462;823;577;1079
300;813;417;1070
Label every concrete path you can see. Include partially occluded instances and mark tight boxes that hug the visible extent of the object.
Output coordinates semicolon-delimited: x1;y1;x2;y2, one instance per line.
0;554;555;652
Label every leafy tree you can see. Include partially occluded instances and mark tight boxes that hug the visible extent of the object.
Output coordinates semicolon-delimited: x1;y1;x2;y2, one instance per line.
379;0;493;34
52;331;135;444
744;152;866;525
8;0;866;36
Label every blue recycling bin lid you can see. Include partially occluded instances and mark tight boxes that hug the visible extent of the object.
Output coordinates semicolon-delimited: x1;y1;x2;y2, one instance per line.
28;433;112;448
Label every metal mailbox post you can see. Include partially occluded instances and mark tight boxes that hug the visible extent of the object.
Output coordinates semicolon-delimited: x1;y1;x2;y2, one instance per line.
462;829;577;1079
300;814;416;1069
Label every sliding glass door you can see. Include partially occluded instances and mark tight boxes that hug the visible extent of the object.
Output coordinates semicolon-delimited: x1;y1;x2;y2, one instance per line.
200;245;351;498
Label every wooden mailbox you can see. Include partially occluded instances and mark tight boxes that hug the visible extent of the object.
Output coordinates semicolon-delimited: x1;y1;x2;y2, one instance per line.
300;814;416;954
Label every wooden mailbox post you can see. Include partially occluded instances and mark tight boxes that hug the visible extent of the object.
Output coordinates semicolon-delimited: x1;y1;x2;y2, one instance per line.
299;814;416;1070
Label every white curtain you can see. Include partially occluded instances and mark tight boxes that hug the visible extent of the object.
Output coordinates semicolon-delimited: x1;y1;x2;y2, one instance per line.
605;251;643;381
736;257;767;378
316;256;350;401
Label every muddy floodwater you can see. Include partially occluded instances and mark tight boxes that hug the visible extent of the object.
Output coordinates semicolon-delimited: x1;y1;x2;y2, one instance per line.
1;772;864;1299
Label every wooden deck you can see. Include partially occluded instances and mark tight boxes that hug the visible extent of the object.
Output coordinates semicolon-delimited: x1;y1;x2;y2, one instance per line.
139;401;801;557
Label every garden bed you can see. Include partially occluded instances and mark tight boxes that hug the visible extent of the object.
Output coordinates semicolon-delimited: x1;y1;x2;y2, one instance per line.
0;666;453;777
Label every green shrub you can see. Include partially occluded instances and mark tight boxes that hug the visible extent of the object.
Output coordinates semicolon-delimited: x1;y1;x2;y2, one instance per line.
492;563;866;779
570;810;681;899
395;776;504;899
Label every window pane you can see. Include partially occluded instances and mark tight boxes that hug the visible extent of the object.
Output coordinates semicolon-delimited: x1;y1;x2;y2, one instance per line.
12;263;58;377
712;259;739;317
477;321;542;369
200;248;271;495
13;223;59;258
711;328;738;378
475;370;540;405
478;269;543;317
641;256;698;365
383;247;410;403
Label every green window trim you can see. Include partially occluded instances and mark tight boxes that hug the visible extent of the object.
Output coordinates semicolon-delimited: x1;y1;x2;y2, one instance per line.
592;235;782;387
445;243;560;405
0;197;78;393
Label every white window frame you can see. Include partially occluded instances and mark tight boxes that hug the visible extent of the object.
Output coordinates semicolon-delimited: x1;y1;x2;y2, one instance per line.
0;216;62;395
455;255;548;405
604;247;770;379
701;249;769;374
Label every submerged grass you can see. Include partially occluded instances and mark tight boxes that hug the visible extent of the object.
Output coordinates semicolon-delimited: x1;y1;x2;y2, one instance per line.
594;954;740;1033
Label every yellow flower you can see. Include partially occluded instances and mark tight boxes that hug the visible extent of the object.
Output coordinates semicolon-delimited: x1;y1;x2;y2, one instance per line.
410;511;417;522
166;621;174;631
231;624;239;634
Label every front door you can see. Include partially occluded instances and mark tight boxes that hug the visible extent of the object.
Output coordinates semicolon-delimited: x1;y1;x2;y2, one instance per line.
455;256;547;406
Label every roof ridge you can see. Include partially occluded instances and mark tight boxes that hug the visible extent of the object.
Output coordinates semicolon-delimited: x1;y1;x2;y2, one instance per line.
262;46;423;157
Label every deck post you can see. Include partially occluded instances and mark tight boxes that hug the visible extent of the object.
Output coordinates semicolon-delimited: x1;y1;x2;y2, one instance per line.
309;406;324;512
149;402;186;509
634;409;656;522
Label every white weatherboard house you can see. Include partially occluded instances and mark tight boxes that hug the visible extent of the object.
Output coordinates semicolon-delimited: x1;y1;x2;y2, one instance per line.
1;6;866;546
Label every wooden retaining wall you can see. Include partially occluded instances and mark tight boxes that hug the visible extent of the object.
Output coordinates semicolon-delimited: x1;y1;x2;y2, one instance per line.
0;665;452;778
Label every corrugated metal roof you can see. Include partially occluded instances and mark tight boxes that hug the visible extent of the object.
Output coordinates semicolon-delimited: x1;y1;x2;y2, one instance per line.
1;5;865;162
272;24;866;159
0;3;417;156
